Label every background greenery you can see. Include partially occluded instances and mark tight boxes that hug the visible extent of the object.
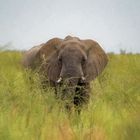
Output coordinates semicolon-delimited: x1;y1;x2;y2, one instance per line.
0;51;139;140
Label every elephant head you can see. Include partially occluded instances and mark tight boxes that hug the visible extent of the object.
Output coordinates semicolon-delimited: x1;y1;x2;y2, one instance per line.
38;36;108;87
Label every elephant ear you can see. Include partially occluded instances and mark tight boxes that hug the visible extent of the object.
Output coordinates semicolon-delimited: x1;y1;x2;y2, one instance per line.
82;39;108;81
38;38;63;82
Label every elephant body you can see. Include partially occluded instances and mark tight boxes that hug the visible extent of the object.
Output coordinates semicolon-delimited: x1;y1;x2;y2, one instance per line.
22;36;108;111
22;43;44;69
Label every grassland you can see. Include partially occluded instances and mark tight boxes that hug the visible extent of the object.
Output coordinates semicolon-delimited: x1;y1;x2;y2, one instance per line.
0;51;140;140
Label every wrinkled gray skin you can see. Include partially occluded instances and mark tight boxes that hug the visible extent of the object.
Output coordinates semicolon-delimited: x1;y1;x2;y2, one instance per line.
22;36;108;111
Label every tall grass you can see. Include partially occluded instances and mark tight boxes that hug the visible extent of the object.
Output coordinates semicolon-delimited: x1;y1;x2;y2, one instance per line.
0;51;140;140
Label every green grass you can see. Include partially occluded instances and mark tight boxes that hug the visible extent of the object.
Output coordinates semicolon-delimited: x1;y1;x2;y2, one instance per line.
0;51;140;140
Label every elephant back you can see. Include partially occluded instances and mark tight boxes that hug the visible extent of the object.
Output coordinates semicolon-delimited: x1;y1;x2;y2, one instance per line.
22;44;43;69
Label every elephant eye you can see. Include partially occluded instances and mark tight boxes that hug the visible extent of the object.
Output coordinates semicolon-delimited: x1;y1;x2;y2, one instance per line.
82;57;86;64
58;57;62;62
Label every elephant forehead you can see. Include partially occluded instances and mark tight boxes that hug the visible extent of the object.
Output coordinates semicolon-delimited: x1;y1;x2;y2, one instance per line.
62;46;85;56
62;40;85;48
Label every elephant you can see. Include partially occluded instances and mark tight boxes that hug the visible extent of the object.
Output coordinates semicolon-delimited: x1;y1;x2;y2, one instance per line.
22;35;108;111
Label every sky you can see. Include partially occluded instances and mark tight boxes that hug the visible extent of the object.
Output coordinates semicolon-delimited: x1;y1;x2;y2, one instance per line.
0;0;140;53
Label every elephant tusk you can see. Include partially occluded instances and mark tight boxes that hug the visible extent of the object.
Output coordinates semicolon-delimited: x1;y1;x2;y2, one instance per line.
56;77;62;83
81;76;86;81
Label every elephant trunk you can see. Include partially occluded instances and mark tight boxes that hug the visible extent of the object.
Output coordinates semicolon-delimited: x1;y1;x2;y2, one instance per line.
57;64;86;84
56;67;86;110
60;77;79;104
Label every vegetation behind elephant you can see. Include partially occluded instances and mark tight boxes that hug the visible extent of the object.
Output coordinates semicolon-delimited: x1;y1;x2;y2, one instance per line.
22;36;108;111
